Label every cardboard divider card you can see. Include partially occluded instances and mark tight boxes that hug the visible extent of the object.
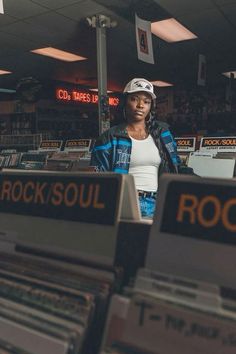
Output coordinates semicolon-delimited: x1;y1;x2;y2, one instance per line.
175;137;196;152
38;140;63;152
200;136;236;153
64;139;91;152
0;171;126;266
120;175;142;221
146;174;236;289
121;292;236;354
187;154;235;178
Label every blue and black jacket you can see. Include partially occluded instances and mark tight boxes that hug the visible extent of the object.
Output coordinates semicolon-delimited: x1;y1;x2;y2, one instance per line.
90;122;180;175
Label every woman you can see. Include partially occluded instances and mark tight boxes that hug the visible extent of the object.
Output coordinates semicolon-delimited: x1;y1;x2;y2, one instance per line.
90;78;180;217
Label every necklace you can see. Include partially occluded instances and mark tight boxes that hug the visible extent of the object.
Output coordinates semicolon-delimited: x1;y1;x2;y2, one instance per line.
127;126;148;140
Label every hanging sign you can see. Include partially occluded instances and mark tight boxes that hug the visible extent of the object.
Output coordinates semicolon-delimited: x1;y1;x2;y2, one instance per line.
135;13;154;64
0;0;4;14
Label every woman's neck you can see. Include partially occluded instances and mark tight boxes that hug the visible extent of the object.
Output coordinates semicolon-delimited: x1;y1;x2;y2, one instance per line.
126;122;148;140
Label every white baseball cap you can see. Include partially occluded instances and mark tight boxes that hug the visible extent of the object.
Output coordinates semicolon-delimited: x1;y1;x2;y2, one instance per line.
123;78;156;99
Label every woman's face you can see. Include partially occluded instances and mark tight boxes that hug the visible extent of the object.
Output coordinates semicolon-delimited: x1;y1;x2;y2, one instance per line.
125;91;152;123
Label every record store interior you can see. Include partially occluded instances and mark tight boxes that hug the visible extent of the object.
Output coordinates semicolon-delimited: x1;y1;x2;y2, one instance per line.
1;0;236;353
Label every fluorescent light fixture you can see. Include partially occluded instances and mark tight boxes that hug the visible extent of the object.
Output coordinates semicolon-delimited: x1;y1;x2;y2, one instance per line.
31;47;87;62
151;80;173;87
89;88;113;93
151;18;197;43
0;70;12;75
222;71;236;79
0;88;16;93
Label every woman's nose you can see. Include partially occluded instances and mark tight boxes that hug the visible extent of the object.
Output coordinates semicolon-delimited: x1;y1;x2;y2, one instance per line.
137;98;144;107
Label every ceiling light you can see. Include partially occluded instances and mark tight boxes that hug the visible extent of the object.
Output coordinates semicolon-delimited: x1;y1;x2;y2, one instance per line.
31;47;87;62
222;71;236;79
0;70;12;75
151;18;197;43
0;88;16;93
151;80;173;87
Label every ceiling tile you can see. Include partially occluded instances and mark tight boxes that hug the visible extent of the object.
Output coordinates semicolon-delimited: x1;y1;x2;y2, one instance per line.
0;31;34;51
4;0;48;19
0;14;18;27
25;12;79;44
214;0;236;5
221;3;236;26
0;21;55;45
31;0;85;10
178;8;233;41
56;0;111;20
154;0;214;17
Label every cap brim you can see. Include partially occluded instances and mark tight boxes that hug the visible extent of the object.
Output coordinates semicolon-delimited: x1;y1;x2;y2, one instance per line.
126;88;156;99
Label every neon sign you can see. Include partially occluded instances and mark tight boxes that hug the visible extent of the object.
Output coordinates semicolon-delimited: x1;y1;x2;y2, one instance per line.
56;88;119;106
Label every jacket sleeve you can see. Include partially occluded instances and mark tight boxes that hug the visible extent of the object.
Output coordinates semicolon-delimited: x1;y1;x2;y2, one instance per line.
160;126;181;173
90;133;112;171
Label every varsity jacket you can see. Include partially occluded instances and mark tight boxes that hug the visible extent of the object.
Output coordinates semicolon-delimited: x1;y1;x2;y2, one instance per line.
90;122;180;175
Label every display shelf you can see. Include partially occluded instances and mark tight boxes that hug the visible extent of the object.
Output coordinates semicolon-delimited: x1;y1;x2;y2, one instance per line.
10;112;37;135
0;134;42;152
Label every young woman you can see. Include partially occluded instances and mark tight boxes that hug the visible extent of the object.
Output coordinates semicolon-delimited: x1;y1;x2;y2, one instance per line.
90;78;180;217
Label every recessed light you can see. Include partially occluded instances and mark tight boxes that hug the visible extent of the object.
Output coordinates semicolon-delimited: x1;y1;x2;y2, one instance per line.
222;71;236;79
31;47;87;62
151;80;173;87
0;70;12;75
151;18;197;43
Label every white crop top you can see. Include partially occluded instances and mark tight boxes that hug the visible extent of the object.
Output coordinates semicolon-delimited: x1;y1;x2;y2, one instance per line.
129;134;161;191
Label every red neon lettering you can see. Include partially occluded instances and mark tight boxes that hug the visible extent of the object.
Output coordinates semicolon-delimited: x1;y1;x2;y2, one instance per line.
56;88;119;106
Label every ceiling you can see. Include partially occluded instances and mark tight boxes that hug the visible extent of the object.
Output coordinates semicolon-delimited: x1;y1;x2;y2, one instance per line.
0;0;236;94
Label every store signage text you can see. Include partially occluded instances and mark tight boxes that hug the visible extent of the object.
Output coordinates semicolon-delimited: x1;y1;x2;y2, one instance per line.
56;88;119;106
64;139;91;150
160;180;236;245
200;136;236;152
0;173;120;225
39;140;63;151
177;194;236;231
175;137;196;152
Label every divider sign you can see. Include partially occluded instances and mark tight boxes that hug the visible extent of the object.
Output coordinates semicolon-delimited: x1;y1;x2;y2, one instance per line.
0;171;124;266
175;137;196;152
38;140;63;152
64;139;91;152
146;174;236;289
200;136;236;153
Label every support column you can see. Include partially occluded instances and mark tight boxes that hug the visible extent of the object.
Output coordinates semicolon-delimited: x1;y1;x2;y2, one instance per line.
87;14;117;134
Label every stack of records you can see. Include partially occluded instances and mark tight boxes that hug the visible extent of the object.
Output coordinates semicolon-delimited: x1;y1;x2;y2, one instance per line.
44;151;90;171
101;268;236;354
0;251;116;354
0;153;22;169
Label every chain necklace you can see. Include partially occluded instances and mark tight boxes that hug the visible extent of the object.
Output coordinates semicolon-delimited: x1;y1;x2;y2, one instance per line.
127;126;148;140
